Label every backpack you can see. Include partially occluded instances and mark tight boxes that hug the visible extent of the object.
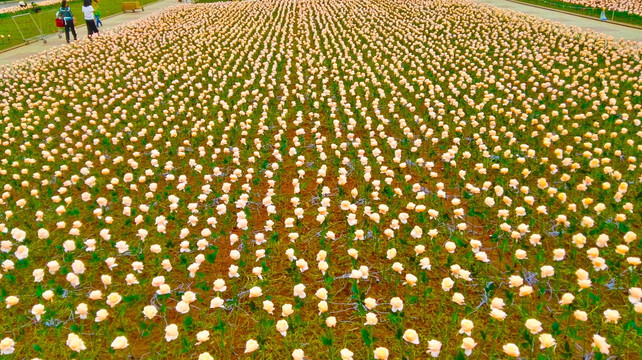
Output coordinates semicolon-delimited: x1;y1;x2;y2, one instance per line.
59;7;72;19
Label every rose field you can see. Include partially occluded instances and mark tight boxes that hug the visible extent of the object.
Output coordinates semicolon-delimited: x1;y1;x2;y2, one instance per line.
0;0;641;358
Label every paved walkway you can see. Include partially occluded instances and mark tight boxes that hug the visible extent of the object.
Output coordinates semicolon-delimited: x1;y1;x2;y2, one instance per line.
1;0;48;9
0;2;18;9
0;0;178;66
474;0;642;42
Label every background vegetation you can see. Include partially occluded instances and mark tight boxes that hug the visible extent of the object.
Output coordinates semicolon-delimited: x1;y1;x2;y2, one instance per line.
0;0;157;51
510;0;642;27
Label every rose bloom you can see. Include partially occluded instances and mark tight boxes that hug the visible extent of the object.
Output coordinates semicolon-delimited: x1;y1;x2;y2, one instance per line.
403;329;419;344
539;333;556;349
89;290;103;301
318;300;328;314
292;349;305;360
603;309;621;324
244;339;259;353
111;336;128;350
461;337;477;356
490;308;507;321
503;343;520;357
165;324;179;342
444;241;456;253
213;279;226;292
278;303;293;317
276;319;289;336
624;231;637;244
263;300;274;314
364;297;377;310
66;333;86;352
75;303;88;319
491;297;505;309
452;292;465;305
628;257;641;267
616;245;629;255
143;305;158;319
427;339;442;357
386;248;397;259
592;334;611;354
210;297;225;309
475;252;490;262
106;293;122;308
390;297;403;312
0;337;14;355
559;293;575;305
630;287;642;304
176;301;190;314
553;249;566;261
365;312;378;325
540;265;554;278
519;286;533;297
441;277;454;291
199;353;214;360
326;316;337;328
249;286;262;298
32;304;46;320
5;296;18;308
196;330;210;345
316;288;328;300
373;347;389;360
420;257;432;270
405;273;418;286
574;310;589;321
340;348;354;360
459;319;474;335
95;309;109;322
293;284;306;298
525;319;543;334
508;275;523;288
33;268;44;282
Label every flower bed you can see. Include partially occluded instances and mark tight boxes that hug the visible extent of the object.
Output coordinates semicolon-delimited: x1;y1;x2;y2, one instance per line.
0;0;640;358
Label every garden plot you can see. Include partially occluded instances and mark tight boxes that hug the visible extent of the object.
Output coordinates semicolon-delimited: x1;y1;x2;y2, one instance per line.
0;0;641;358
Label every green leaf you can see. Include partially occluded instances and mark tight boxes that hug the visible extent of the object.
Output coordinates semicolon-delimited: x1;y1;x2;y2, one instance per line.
321;335;333;346
361;328;373;346
183;315;193;330
206;248;218;264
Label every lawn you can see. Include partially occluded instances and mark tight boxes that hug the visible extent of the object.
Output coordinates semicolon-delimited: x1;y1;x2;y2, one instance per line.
509;0;642;27
0;0;158;51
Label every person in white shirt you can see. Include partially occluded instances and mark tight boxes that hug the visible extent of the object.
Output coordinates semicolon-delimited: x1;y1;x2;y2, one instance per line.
81;0;99;37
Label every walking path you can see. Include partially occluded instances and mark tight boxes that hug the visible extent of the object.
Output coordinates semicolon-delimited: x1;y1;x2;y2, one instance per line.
0;2;19;9
0;0;178;66
474;0;642;42
1;0;50;9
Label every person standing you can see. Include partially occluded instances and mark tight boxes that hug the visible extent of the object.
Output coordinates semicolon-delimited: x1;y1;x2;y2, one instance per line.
92;0;102;27
59;1;76;43
82;0;99;37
